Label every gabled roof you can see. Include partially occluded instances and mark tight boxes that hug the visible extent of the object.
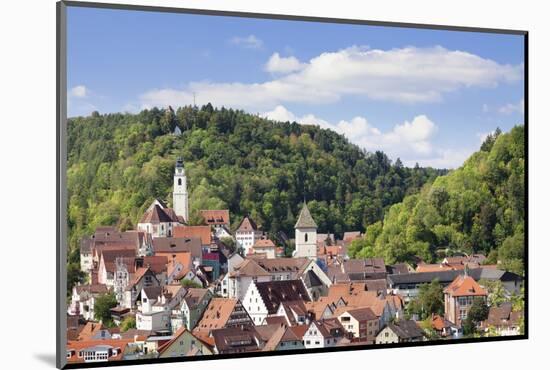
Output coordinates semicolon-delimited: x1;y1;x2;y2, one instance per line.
77;322;111;341
279;300;308;325
157;327;212;356
261;324;288;351
140;255;168;274
308;318;345;338
253;239;276;249
127;267;158;289
200;210;230;226
230;259;270;277
211;326;261;352
254;257;310;275
431;314;453;331
140;204;179;224
142;286;162;301
295;204;317;229
255;280;311;314
388;269;483;286
194;298;240;332
66;339;132;363
74;284;108;296
173;226;212;245
343;258;386;274
444;274;487;297
152;237;202;259
236;216;259;232
182;288;210;308
482;302;523;328
385;320;424;339
302;269;323;288
340;307;377;322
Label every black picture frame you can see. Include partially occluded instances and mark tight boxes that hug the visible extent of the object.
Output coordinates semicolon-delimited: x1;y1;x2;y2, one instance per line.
56;1;528;369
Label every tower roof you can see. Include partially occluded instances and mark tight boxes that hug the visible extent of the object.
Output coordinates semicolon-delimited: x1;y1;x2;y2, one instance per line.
236;216;258;232
295;204;317;229
176;157;184;168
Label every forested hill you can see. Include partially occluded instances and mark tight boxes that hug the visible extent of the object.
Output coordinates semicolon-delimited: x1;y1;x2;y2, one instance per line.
67;104;444;253
349;125;525;274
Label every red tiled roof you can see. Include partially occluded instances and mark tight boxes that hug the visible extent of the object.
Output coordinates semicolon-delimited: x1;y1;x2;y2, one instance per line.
236;216;258;232
444;274;487;297
253;239;276;249
139;204;178;224
173;226;212;245
200;210;230;226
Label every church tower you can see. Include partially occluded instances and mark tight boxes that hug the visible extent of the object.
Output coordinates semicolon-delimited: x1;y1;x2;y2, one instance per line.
173;157;189;222
294;203;317;259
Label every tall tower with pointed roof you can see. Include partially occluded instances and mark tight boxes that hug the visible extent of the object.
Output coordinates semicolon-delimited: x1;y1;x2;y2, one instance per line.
294;203;317;259
173;157;189;222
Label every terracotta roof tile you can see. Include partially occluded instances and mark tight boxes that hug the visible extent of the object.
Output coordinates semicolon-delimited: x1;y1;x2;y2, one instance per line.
444;274;487;297
200;210;230;226
173;226;212;245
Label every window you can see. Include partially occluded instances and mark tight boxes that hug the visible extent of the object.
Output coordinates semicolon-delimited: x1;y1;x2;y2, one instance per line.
178;178;182;186
305;233;308;242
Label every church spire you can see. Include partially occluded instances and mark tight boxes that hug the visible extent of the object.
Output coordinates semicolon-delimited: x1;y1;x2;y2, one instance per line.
173;157;188;222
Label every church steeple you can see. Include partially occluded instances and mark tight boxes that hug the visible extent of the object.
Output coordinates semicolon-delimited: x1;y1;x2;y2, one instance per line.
294;203;317;259
173;157;188;222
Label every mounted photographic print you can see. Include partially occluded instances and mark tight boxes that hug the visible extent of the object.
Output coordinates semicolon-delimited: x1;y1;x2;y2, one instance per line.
56;1;528;368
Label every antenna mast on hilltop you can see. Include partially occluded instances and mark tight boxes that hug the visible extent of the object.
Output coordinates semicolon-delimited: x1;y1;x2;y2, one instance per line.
193;92;196;107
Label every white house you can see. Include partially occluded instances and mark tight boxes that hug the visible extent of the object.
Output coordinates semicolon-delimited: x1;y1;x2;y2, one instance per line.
223;259;271;300
302;319;346;349
68;284;109;321
219;253;244;297
294;204;317;259
136;285;186;333
235;216;263;256
251;239;276;259
242;280;311;326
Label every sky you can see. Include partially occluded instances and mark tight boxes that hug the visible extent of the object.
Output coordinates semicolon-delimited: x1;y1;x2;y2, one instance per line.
67;6;525;168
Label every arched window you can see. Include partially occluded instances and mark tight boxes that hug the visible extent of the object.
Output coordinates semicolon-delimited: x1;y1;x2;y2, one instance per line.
178;178;182;186
305;233;308;242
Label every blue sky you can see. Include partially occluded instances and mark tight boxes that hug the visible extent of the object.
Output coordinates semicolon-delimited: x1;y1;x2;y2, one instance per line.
67;6;525;168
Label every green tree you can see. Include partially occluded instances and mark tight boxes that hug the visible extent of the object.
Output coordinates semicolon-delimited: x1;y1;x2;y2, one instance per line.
120;316;136;332
67;262;86;296
479;279;507;307
407;279;444;319
94;292;117;325
468;297;490;324
181;279;203;288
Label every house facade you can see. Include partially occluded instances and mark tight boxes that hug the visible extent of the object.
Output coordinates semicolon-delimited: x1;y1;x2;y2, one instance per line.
235;216;263;256
444;273;488;326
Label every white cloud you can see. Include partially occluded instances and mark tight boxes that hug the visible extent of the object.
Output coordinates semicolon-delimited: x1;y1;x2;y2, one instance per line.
140;45;523;110
229;35;263;49
263;105;442;163
407;148;474;169
265;53;306;74
69;85;88;98
498;98;524;114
